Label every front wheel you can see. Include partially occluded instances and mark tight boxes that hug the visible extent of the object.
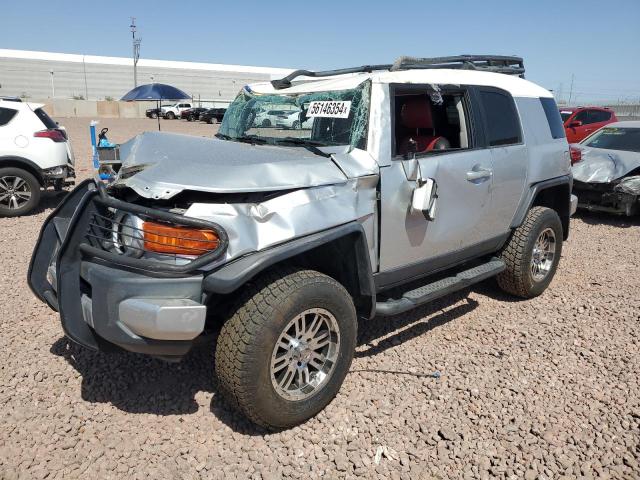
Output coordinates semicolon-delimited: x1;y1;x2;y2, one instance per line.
0;167;41;217
166;112;176;120
497;206;563;298
215;268;357;430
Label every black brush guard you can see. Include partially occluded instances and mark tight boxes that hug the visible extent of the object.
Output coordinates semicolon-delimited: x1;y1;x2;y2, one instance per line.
28;179;228;353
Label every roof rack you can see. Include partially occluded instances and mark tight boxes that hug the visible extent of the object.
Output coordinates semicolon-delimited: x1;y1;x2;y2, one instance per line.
0;96;23;102
271;55;525;90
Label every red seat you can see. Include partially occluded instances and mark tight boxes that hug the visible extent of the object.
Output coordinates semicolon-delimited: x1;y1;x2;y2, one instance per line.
399;96;450;154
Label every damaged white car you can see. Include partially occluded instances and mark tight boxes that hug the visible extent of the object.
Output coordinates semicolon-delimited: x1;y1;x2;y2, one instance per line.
29;55;576;429
571;121;640;216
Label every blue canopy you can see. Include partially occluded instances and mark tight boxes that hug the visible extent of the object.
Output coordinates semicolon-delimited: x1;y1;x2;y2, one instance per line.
120;83;190;101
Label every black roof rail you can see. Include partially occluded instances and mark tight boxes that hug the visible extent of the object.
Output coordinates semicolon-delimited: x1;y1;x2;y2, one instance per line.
271;55;525;90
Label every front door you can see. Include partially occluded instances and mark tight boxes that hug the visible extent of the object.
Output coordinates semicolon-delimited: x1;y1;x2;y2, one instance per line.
377;86;496;280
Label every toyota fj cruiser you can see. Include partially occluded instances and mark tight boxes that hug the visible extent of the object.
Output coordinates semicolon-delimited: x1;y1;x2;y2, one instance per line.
29;55;577;429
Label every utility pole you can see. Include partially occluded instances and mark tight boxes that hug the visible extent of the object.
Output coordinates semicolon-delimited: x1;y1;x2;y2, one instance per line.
49;70;55;98
130;17;142;87
568;74;575;105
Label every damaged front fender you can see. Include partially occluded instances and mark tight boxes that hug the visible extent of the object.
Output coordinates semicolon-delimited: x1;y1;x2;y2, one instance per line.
185;176;379;270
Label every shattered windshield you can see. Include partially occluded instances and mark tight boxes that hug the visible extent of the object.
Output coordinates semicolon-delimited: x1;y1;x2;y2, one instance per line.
218;82;370;150
583;127;640;153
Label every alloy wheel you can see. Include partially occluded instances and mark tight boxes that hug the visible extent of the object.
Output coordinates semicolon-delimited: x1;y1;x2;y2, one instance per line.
270;308;340;401
0;175;32;210
531;227;556;282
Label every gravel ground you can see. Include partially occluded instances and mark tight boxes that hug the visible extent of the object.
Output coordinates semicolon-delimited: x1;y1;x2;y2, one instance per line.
1;117;639;479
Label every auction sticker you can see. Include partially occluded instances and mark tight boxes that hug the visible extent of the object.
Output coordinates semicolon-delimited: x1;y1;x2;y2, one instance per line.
306;101;352;118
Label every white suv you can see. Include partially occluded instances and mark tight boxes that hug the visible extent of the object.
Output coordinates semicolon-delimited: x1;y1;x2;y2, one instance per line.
161;102;192;119
0;98;75;216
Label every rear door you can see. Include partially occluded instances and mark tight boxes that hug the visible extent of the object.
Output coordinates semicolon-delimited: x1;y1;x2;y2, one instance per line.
0;106;21;156
587;110;614;137
569;109;598;142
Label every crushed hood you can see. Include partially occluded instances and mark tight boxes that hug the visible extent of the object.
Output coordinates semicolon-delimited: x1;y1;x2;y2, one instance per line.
572;146;640;184
115;132;350;199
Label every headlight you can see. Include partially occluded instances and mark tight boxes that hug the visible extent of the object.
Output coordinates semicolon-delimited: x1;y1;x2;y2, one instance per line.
112;213;144;257
110;213;220;257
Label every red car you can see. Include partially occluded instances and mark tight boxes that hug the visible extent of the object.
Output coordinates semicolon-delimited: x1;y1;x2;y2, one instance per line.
559;106;617;143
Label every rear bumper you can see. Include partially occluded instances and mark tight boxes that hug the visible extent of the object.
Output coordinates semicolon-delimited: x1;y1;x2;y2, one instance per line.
27;180;225;357
41;164;75;181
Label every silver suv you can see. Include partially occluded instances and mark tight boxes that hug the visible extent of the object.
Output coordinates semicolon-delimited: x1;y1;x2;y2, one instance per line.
29;56;577;429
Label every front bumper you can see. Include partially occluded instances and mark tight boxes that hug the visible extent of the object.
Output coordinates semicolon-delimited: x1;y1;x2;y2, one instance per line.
573;181;640;216
28;180;227;357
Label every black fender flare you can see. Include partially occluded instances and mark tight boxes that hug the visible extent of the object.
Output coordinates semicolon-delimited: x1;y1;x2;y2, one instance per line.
0;155;45;184
510;174;573;238
203;222;376;319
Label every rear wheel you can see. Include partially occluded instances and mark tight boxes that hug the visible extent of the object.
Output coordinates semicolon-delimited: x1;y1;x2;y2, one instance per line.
292;120;300;130
261;119;271;127
0;167;41;217
150;112;158;119
497;206;563;298
215;268;357;430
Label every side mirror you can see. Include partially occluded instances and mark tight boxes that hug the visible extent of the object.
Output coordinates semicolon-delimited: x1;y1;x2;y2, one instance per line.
568;120;583;128
411;178;438;220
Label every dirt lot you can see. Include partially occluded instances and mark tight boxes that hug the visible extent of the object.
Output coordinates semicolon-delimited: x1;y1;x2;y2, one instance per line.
0;117;639;479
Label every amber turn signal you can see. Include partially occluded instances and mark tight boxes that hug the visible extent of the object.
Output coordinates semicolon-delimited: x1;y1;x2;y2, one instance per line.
142;221;220;256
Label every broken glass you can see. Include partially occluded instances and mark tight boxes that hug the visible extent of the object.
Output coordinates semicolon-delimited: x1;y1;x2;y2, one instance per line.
219;81;371;151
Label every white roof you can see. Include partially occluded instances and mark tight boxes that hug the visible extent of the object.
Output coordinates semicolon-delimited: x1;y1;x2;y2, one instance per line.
0;99;44;110
0;48;292;76
250;68;553;99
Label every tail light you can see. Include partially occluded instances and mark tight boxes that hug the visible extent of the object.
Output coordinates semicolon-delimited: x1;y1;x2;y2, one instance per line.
34;129;66;142
142;221;220;256
569;145;582;165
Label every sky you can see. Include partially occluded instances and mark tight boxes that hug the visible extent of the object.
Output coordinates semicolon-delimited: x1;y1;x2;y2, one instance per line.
1;0;638;104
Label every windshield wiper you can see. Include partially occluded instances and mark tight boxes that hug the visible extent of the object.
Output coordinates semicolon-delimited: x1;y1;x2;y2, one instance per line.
272;138;332;158
215;133;267;145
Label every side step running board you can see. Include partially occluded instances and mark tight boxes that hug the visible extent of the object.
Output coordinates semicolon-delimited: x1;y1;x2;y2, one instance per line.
375;258;505;317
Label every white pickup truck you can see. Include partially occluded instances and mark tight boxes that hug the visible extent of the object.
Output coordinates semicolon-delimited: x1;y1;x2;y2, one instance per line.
160;102;192;119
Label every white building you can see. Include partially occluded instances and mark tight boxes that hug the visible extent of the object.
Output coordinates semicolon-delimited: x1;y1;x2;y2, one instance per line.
0;49;292;106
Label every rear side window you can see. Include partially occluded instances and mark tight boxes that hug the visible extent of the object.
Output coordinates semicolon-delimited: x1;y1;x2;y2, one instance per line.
0;107;18;127
33;108;57;129
478;90;522;146
540;98;566;139
591;110;612;123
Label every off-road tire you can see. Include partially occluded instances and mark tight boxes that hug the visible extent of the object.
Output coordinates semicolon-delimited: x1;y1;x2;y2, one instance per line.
0;167;41;217
497;206;563;298
215;267;357;430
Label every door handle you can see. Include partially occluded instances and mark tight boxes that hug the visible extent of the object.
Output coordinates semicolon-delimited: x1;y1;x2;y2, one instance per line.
466;168;493;182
